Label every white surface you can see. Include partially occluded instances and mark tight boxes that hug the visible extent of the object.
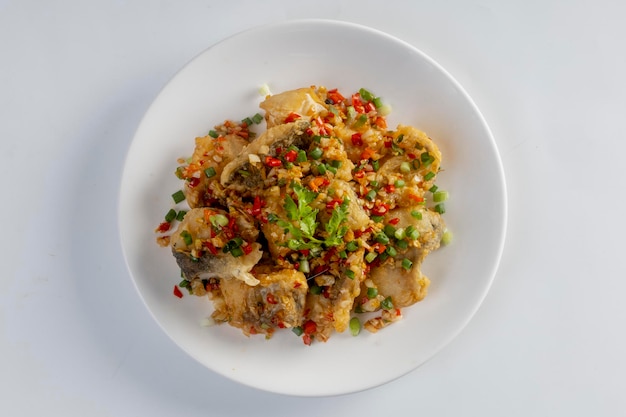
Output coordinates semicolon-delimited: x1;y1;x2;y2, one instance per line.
1;0;624;415
119;19;506;396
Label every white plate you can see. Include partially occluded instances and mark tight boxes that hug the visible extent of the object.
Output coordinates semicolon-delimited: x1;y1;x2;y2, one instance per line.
118;19;507;396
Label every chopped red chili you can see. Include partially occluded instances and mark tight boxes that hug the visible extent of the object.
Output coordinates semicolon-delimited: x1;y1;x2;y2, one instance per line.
173;285;183;298
187;177;200;188
266;293;278;304
351;93;365;113
264;155;282;167
351;132;363;146
327;89;345;104
371;204;389;216
389;217;400;225
242;243;253;255
156;222;171;233
203;241;219;255
284;112;301;123
284;149;297;162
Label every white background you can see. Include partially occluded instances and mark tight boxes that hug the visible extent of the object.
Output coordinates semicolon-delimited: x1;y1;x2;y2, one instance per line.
1;1;624;416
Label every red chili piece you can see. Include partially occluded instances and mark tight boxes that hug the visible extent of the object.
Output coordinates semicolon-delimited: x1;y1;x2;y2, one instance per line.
188;177;200;188
371;204;389;216
173;285;183;298
266;293;278;305
389;217;400;225
264;156;282;167
284;150;297;162
156;222;171;233
351;132;363;146
284;112;301;123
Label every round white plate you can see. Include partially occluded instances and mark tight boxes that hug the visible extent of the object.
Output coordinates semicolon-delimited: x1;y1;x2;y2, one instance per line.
119;19;507;396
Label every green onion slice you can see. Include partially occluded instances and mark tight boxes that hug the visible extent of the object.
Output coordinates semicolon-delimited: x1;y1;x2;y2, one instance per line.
349;317;361;336
171;190;185;204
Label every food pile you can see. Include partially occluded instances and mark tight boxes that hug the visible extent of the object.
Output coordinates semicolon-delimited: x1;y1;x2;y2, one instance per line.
155;86;449;344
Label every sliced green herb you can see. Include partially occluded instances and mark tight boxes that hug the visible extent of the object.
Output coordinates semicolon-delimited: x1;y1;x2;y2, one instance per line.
172;190;185;204
349;317;361;336
381;296;393;310
180;230;192;246
165;209;177;223
204;166;216;178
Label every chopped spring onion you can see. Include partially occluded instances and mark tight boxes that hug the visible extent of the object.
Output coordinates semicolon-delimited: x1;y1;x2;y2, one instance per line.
372;160;380;171
310;285;322;295
353;114;368;128
175;166;185;179
395;179;405;188
329;160;342;168
411;210;423;220
378;103;392;116
421;152;434;167
359;88;374;102
375;232;390;245
292;326;304;336
258;83;272;96
402;258;413;270
441;230;453;245
365;252;378;263
242;117;253;126
176;210;187;221
180;230;192;246
299;258;310;273
371;215;384;223
434;203;446;214
373;97;383;109
367;287;378;299
346;241;359;252
381;296;393;310
394;228;405;240
267;213;278;223
252;113;264;124
345;269;355;280
424;171;435;181
230;247;244;257
346;105;357;120
396;239;408;250
171;190;185;204
429;185;438;193
296;150;307;163
208;130;219;138
383;224;397;238
405;225;419;240
400;162;411;173
209;214;229;228
326;164;337;174
386;246;397;257
365;189;377;201
165;209;176;222
204;166;216;178
349;317;361;336
316;163;327;175
433;190;449;203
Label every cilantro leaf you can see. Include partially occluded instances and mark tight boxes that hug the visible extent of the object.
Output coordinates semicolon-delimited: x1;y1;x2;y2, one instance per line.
277;182;351;252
